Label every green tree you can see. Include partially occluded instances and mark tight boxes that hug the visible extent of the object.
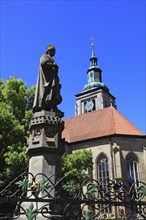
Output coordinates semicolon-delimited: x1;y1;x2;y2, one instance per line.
0;77;92;191
0;77;35;188
62;150;93;180
61;150;92;196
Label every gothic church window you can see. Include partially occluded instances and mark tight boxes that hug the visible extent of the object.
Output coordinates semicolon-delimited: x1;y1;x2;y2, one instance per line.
126;154;139;182
97;154;109;183
97;154;111;215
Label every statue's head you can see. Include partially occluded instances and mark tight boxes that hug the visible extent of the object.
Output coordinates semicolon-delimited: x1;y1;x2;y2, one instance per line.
46;45;56;57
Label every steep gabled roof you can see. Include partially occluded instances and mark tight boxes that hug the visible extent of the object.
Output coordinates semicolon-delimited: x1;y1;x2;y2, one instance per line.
62;107;145;143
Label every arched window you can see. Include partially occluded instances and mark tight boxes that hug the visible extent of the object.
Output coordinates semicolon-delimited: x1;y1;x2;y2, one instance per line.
97;154;109;183
97;154;111;215
126;154;139;181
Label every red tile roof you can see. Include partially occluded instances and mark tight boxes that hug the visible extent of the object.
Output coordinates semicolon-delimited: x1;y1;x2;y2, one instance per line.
62;107;145;143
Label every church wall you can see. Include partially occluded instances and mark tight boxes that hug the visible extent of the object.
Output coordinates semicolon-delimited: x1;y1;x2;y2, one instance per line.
65;136;146;183
66;138;114;181
111;137;146;182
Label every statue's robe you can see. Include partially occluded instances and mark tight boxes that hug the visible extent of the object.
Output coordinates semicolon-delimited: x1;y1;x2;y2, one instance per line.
33;54;62;112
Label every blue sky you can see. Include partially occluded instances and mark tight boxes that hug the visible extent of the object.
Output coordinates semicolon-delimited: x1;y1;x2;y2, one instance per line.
0;0;146;133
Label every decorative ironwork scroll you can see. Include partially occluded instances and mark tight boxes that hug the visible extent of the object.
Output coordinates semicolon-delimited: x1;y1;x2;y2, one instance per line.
0;173;146;219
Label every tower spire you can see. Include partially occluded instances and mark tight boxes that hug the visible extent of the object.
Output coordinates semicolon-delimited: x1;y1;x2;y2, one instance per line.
83;38;109;92
89;36;97;67
90;36;95;57
83;38;103;91
75;42;116;115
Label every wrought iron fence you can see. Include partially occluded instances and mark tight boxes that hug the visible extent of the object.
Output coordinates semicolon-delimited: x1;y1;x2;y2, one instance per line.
0;172;146;219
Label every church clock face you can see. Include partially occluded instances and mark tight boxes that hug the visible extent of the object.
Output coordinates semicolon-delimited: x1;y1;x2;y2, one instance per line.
85;100;94;112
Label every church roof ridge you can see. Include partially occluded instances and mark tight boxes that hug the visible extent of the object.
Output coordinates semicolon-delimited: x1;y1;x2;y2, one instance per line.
111;107;144;136
111;107;116;134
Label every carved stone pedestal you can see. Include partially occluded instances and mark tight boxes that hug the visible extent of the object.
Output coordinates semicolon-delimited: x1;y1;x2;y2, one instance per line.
19;110;64;219
28;110;64;177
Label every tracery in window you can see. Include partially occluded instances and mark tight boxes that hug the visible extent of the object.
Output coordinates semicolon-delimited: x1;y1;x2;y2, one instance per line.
97;154;109;183
126;154;139;182
97;154;111;215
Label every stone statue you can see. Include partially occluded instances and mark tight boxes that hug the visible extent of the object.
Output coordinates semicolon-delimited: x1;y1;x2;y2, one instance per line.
33;45;62;114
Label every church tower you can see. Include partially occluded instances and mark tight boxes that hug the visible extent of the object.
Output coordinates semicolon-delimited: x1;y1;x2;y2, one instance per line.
75;40;116;116
63;42;146;204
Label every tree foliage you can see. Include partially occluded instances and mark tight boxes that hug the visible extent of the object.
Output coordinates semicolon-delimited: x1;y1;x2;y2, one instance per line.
62;150;93;180
0;77;35;187
0;77;93;191
61;150;93;197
